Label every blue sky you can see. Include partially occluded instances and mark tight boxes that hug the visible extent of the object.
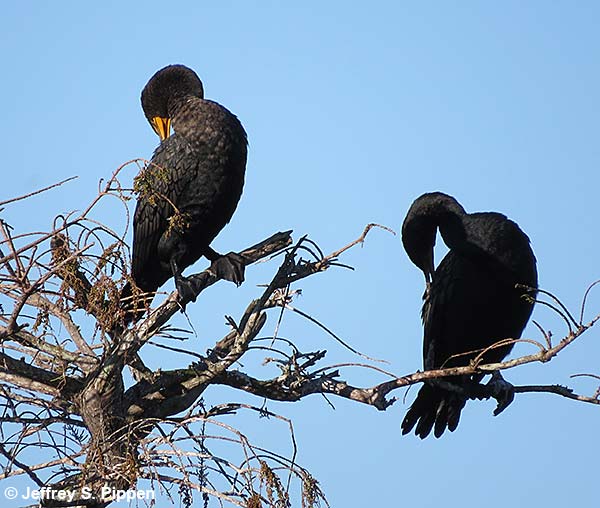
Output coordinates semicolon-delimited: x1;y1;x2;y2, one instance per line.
2;2;599;507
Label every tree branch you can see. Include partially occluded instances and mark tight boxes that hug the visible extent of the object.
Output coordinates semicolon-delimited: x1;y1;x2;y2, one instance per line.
113;231;293;369
0;351;83;397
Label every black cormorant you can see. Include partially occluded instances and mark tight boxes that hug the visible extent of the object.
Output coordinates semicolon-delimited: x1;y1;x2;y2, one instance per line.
124;64;247;313
401;192;537;438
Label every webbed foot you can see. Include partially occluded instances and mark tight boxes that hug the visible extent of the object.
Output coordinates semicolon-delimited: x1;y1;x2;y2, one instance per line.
175;274;197;308
487;371;515;416
210;252;246;286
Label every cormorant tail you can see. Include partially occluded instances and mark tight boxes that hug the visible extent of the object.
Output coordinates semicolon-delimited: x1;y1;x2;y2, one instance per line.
401;383;466;439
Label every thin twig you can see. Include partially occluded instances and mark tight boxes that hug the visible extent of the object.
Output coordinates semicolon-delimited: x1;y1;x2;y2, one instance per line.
0;176;78;207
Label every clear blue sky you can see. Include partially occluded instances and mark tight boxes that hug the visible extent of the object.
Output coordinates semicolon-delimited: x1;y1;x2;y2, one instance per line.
2;2;599;507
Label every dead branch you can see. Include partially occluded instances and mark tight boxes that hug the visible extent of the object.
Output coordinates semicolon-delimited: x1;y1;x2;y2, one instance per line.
0;177;78;208
0;176;598;508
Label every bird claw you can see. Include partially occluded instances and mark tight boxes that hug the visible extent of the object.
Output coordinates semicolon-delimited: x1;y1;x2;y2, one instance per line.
175;275;198;308
210;252;246;286
487;371;515;416
191;359;208;371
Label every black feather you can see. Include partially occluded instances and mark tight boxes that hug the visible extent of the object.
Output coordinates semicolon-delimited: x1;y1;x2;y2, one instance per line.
122;65;247;322
401;192;537;438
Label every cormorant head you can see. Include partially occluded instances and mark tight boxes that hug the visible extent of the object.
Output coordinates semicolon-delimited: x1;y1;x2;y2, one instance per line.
141;64;204;141
402;192;467;282
402;212;437;283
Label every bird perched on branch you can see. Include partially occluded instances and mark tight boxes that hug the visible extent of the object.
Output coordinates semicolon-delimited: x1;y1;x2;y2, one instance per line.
122;64;247;319
401;192;538;438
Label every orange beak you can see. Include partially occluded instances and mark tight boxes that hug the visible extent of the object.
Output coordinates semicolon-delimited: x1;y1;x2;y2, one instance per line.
150;116;172;141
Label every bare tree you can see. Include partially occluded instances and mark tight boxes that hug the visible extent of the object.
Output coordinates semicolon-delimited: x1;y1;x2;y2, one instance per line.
0;162;598;507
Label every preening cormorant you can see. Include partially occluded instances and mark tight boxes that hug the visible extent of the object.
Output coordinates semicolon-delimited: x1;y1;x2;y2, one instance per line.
401;192;538;438
124;64;247;314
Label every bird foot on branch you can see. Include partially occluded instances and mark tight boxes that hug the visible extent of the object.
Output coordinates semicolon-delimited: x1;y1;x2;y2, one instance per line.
464;372;515;416
175;275;198;308
486;371;515;416
209;252;246;286
191;359;208;372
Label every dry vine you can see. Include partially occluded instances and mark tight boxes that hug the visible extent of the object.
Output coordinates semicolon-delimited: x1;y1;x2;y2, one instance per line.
0;166;598;507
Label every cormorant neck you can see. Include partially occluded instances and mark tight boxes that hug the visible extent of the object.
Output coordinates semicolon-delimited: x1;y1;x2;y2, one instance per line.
168;94;195;117
402;192;467;279
415;193;469;253
437;211;468;252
